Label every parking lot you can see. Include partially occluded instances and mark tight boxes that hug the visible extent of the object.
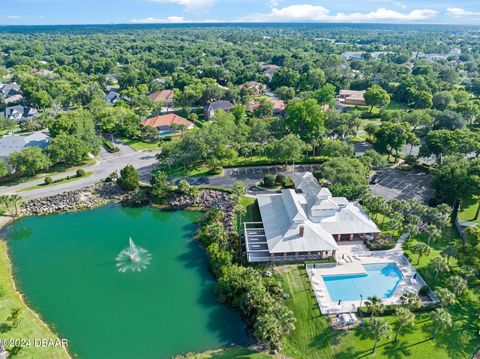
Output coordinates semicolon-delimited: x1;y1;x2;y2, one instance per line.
228;164;322;177
370;168;434;203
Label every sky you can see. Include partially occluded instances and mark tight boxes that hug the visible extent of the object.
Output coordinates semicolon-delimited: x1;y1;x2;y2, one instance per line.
1;0;480;25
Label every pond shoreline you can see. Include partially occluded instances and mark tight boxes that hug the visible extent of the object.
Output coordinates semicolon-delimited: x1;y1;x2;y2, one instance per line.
0;216;72;359
1;180;243;359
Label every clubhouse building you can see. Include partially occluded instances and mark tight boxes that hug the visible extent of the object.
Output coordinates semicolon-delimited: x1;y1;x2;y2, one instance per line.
245;172;380;263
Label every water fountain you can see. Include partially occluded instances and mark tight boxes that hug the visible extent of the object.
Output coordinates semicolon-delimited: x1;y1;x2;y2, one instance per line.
116;237;151;272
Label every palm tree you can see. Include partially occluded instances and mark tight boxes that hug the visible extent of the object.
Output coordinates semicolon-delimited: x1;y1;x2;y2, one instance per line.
232;181;247;197
9;194;22;218
425;225;441;246
367;318;391;354
435;287;456;307
441;245;457;264
412;242;431;265
0;195;11;216
447;275;468;296
400;291;421;311
388;213;404;240
430;308;452;339
431;256;449;286
365;295;384;320
393;307;415;342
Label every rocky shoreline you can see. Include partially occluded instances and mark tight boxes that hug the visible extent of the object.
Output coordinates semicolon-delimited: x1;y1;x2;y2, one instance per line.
20;182;130;215
166;189;236;232
20;182;236;231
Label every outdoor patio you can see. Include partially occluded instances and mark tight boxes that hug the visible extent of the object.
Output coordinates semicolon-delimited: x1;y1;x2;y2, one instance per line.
306;240;433;315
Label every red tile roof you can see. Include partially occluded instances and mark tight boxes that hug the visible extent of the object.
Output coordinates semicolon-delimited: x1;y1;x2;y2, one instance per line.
149;89;174;102
247;98;286;112
141;113;193;128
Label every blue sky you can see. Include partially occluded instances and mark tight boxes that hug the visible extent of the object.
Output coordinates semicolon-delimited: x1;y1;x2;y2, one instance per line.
1;0;480;25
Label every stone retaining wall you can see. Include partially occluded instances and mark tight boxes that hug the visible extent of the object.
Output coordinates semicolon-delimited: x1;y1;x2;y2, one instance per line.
20;182;128;215
20;183;235;231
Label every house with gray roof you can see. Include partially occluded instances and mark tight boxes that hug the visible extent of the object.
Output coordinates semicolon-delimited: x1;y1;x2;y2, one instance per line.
203;100;233;120
0;132;50;159
0;82;21;97
104;90;121;105
244;172;380;263
4;106;38;121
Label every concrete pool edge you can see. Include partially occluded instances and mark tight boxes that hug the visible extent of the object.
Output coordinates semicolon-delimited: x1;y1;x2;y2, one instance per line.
307;251;431;314
321;263;404;301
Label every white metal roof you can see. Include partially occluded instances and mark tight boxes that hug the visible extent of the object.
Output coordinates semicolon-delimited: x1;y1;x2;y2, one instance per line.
257;172;380;253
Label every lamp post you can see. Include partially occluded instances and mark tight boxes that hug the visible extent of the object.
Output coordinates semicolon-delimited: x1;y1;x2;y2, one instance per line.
359;294;364;318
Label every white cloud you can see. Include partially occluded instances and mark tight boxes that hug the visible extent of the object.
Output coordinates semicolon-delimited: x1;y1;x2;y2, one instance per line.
131;16;186;23
7;15;22;19
240;5;437;22
147;0;215;11
269;0;281;8
130;16;221;23
447;8;480;17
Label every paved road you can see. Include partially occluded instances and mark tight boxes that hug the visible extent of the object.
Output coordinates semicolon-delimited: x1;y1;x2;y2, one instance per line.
0;140;160;200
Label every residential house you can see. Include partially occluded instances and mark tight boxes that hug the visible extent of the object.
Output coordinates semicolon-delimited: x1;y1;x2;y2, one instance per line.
153;77;167;84
247;98;286;116
0;132;50;159
4;106;38;121
141;113;194;134
0;83;21;98
104;90;124;105
342;51;364;60
338;90;366;106
244;172;379;263
32;68;54;78
263;64;280;80
4;94;23;105
239;81;267;94
104;90;121;104
149;89;174;106
203;100;233;120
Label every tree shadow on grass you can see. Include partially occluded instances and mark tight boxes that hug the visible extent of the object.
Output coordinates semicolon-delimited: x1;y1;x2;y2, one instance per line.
0;323;11;333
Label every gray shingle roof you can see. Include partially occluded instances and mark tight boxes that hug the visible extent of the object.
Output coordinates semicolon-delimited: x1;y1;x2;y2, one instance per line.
0;132;50;158
204;100;233;112
4;106;37;120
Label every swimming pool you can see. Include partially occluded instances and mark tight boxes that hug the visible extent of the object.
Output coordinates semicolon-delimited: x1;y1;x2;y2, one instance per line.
322;263;403;302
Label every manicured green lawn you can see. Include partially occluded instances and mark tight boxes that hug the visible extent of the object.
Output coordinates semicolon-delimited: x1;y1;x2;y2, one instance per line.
337;310;472;359
386;100;409;111
121;138;161;151
0;159;95;188
18;172;93;192
212;348;271;358
0;238;69;359
279;266;336;359
274;225;480;359
241;196;261;223
164;165;215;178
459;196;479;224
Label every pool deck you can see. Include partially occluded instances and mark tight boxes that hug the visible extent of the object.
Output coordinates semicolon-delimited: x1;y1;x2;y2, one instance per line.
307;237;428;314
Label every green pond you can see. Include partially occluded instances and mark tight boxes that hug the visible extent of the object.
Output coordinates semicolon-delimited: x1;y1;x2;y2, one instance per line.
5;204;248;359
